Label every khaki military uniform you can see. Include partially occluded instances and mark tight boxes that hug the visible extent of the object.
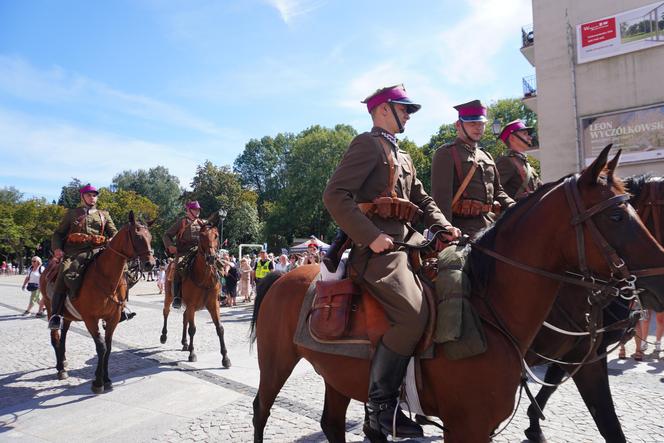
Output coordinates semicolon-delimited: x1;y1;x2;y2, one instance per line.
495;149;542;200
323;127;452;356
431;138;515;237
51;205;118;297
163;217;206;277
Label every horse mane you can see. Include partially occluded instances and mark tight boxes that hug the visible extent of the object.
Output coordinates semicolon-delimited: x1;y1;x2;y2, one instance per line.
469;177;568;295
622;173;662;204
249;271;285;347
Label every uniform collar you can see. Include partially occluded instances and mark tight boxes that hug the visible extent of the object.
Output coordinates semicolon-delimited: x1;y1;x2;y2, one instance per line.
455;137;477;153
508;149;528;161
372;126;398;149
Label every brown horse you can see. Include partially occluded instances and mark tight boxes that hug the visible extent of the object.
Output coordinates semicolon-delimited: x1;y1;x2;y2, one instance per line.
160;225;231;367
40;211;155;392
523;173;664;443
249;146;664;442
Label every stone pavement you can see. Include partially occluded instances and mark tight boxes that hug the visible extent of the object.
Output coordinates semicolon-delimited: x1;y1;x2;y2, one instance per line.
1;274;663;442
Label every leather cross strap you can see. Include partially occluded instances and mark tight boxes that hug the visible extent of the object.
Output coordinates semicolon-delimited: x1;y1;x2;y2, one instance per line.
378;134;399;198
510;155;532;196
450;146;478;207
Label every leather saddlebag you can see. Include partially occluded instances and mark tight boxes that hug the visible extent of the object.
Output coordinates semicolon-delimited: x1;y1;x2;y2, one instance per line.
310;279;361;340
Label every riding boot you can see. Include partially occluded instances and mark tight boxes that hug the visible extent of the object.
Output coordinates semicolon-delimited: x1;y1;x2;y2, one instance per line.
119;309;136;323
172;277;182;309
364;341;423;439
48;292;66;330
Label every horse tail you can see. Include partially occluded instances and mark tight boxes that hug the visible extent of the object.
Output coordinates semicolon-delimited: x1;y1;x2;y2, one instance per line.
249;271;285;345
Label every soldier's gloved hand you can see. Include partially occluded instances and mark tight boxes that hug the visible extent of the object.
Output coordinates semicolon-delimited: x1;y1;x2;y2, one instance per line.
434;226;461;251
369;233;394;254
167;246;177;255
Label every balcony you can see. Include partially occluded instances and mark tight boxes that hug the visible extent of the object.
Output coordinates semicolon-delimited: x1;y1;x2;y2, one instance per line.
520;24;535;66
522;74;537;112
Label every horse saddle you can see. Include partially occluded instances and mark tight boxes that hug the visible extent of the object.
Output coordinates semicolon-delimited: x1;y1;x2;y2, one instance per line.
307;277;437;356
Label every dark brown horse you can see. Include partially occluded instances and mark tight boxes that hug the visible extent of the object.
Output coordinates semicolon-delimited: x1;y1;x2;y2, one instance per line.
523;173;664;443
249;147;664;442
40;211;155;392
160;225;231;367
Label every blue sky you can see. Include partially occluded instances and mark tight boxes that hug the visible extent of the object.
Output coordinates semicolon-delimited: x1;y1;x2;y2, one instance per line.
0;0;534;201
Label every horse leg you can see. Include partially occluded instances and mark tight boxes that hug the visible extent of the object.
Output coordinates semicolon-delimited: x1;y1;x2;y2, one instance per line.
85;318;107;394
571;358;626;443
181;311;188;351
55;320;71;380
160;299;170;344
186;308;197;362
524;364;566;443
207;299;231;368
321;382;351;443
253;343;301;442
103;317;119;391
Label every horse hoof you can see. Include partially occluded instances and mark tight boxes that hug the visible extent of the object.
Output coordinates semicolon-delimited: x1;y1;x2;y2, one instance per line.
524;427;546;443
188;354;197;362
160;335;167;344
57;370;68;380
91;383;104;394
222;357;231;368
104;382;113;391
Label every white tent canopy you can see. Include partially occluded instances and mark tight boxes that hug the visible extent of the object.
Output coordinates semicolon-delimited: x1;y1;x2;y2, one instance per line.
289;236;330;253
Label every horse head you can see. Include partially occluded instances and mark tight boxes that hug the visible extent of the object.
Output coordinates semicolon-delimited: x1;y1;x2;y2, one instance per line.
571;145;664;311
124;210;156;271
199;224;219;265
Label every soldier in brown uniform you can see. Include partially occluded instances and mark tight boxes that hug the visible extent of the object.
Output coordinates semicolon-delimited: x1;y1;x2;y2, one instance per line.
431;100;515;237
495;119;542;200
323;84;460;439
48;184;118;330
162;201;205;309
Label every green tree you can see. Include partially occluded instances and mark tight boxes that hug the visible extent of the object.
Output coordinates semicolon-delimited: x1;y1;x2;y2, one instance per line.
57;178;84;208
233;133;294;218
0;186;23;205
265;124;357;249
187;161;262;251
97;188;158;229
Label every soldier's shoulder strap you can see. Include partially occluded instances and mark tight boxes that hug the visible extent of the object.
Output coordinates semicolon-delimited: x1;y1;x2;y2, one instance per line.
176;217;189;241
450;146;478;207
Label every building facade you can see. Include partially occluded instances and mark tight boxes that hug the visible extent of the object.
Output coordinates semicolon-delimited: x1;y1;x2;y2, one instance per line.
523;0;664;181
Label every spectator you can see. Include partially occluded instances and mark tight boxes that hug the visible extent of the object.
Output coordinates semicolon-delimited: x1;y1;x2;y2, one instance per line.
157;265;166;294
303;243;320;265
22;256;44;316
274;254;290;273
288;254;299;271
239;257;252;302
221;252;239;307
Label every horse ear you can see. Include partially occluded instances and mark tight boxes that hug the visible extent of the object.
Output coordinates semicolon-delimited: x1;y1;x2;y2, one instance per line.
128;210;135;225
580;144;612;185
606;148;622;182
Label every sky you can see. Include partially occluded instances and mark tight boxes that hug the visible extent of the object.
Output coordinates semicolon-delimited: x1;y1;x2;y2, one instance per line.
0;0;534;201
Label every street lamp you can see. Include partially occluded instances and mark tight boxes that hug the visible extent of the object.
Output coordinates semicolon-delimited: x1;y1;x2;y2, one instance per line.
218;209;228;248
491;118;502;137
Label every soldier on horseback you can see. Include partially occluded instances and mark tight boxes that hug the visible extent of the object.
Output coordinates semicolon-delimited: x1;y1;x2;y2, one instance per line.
323;84;461;439
162;201;206;309
48;184;118;330
495;119;542;201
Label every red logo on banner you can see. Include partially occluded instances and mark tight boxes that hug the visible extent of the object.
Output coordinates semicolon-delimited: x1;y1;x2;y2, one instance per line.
581;17;617;47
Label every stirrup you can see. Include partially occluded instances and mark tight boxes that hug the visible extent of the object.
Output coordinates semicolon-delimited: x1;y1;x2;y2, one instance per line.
172;297;182;309
48;315;63;330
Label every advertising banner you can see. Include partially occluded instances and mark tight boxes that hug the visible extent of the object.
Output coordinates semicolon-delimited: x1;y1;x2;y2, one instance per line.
576;1;664;64
581;103;664;165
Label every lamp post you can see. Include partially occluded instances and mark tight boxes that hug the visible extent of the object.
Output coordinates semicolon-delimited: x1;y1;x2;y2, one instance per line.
218;209;227;249
491;118;502;137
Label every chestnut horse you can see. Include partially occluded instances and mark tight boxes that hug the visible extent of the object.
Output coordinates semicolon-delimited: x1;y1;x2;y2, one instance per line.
250;147;664;442
40;211;155;392
159;225;231;367
523;173;664;443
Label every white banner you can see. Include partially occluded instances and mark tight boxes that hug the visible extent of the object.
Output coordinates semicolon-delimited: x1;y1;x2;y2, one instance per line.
576;1;664;64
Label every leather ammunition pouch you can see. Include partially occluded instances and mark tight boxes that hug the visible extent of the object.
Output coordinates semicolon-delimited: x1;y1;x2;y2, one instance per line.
452;199;501;218
66;232;107;246
310;278;361;340
357;197;423;224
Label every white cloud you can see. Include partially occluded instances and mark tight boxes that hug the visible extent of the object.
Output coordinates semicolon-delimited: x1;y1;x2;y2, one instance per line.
0;107;243;199
0;55;227;136
436;0;532;85
264;0;325;24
